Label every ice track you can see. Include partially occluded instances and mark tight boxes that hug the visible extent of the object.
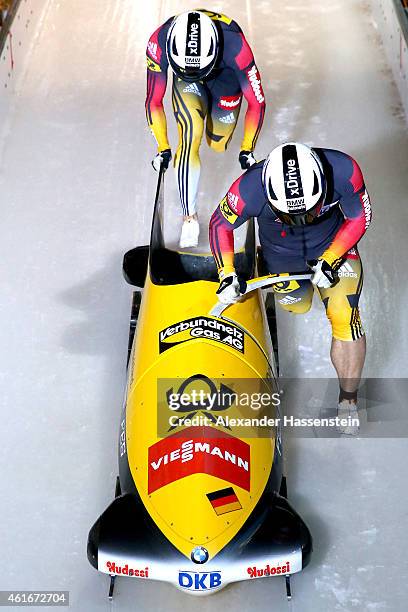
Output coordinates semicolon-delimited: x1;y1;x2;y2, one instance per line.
0;1;407;610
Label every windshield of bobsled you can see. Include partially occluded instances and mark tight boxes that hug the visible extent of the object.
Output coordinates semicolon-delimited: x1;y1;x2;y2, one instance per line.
149;169;255;286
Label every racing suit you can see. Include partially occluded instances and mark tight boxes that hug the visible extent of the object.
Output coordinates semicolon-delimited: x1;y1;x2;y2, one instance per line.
209;148;372;341
145;10;266;216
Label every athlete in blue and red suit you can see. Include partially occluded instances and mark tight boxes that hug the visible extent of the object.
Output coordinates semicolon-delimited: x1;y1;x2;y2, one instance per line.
145;9;266;247
209;142;372;434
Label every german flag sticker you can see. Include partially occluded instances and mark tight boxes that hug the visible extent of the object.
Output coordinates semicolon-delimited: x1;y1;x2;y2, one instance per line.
207;487;242;515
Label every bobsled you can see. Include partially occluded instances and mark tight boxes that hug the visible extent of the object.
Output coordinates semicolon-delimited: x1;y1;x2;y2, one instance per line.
87;170;312;598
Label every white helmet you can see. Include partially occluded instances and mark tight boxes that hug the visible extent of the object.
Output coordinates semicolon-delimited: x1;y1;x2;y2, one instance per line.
166;11;219;82
262;142;327;225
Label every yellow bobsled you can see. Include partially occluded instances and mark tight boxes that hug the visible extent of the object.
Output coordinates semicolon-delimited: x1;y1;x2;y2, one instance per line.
87;171;312;598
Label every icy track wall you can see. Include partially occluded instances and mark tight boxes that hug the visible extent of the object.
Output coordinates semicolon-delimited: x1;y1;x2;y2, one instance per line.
0;0;49;133
370;0;408;119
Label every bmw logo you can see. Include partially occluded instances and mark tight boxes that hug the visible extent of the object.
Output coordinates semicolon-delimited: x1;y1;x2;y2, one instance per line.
191;546;209;564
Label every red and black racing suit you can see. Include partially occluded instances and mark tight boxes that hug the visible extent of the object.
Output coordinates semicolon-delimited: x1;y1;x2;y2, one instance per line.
209;148;372;341
145;10;266;215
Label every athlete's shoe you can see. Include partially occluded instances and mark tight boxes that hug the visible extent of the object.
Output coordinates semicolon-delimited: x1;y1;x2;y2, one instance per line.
179;217;200;248
337;400;360;435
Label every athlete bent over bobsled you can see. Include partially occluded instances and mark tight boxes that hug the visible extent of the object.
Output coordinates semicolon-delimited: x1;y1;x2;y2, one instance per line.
145;9;266;247
209;142;372;435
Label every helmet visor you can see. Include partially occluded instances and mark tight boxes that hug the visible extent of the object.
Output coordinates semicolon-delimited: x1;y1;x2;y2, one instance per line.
172;62;214;83
273;201;324;226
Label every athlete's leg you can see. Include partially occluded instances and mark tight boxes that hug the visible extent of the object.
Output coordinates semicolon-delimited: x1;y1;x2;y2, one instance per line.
271;273;314;314
318;250;365;434
205;73;242;153
330;332;366;435
172;78;208;217
330;336;366;392
318;251;365;390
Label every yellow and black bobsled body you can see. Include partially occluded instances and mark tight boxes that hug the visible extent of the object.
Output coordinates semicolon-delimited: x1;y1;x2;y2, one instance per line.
87;173;312;597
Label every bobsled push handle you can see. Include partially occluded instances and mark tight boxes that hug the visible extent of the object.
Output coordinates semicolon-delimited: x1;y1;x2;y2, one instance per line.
209;274;312;318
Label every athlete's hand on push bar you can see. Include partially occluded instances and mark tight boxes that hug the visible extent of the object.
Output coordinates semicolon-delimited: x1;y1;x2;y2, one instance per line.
152;149;172;172
307;258;339;288
216;272;247;305
239;150;257;170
